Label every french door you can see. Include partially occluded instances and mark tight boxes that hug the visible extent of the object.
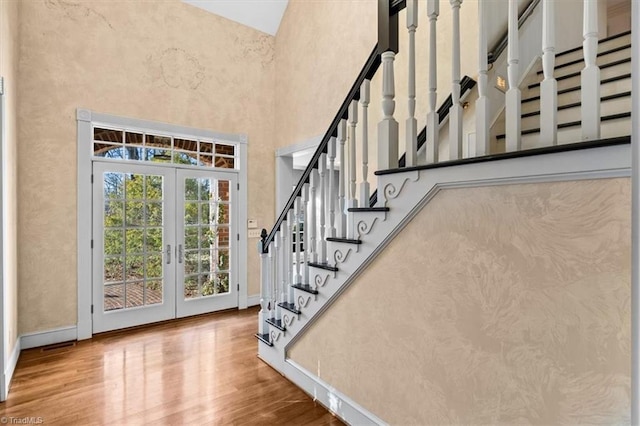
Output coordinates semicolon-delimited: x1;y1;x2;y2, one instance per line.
92;162;237;333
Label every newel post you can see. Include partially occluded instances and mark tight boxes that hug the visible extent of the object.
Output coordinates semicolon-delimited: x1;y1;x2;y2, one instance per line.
258;229;269;336
378;0;399;55
377;0;399;203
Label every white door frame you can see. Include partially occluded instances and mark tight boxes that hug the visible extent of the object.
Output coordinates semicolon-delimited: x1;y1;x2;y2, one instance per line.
275;135;321;216
76;109;248;339
631;1;639;422
0;77;6;401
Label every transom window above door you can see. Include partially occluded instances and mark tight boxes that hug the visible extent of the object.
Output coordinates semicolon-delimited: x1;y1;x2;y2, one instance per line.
93;127;236;169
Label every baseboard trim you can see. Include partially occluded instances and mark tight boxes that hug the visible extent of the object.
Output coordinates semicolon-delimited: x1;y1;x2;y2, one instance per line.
284;358;387;425
20;326;77;350
246;295;261;307
2;338;21;401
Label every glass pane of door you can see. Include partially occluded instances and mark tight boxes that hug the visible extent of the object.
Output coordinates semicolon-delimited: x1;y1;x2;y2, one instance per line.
93;162;175;333
102;172;165;310
176;170;237;317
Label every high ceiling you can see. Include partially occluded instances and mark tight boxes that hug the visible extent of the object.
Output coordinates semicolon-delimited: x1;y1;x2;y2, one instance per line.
182;0;289;36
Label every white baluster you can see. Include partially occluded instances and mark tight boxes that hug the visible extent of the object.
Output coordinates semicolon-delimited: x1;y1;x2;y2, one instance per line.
426;0;440;164
449;0;464;159
476;0;490;156
309;169;318;263
302;182;310;285
348;100;358;238
406;0;419;166
360;81;370;206
294;197;302;285
540;0;557;146
378;51;399;205
270;235;278;321
258;248;268;335
318;153;327;263
286;210;295;305
337;120;347;236
506;0;521;152
581;0;601;140
279;228;286;315
327;137;337;238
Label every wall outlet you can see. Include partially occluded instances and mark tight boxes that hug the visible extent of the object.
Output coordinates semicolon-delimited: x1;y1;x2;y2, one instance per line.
248;229;262;238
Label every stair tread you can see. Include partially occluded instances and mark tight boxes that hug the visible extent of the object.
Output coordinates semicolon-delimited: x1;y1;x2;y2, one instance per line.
555;30;631;59
348;207;390;212
308;262;339;272
523;73;631;104
266;317;286;331
255;333;273;346
528;58;631;89
496;112;631;139
291;283;319;295
326;237;362;245
538;44;631;75
278;302;301;315
521;91;631;118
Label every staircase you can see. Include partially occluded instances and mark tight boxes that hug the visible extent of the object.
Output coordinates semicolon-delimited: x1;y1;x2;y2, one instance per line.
492;30;632;149
255;0;633;424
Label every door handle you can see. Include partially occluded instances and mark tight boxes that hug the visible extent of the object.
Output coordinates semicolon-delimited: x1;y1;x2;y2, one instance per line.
178;244;183;264
166;244;172;264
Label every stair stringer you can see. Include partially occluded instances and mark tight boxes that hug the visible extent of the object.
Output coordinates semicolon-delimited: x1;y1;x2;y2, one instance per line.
258;142;630;425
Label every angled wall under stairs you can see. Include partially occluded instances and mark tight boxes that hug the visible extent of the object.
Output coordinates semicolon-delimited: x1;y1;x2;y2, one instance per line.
290;175;631;425
258;139;632;424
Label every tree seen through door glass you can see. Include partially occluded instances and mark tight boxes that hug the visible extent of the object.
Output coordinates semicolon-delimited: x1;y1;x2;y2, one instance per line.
103;171;165;311
182;177;231;299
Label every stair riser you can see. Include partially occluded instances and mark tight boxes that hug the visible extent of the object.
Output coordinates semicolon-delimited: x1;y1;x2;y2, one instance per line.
553;32;631;65
543;48;631;80
525;63;630;96
520;77;631;114
520;96;631;129
494;118;632;151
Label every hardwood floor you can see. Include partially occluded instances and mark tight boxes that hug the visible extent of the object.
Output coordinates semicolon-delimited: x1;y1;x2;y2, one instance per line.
0;307;344;425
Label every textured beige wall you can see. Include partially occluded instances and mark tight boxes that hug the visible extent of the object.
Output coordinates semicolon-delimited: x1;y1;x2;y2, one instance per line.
17;0;275;333
275;0;377;150
290;178;631;424
0;0;20;363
